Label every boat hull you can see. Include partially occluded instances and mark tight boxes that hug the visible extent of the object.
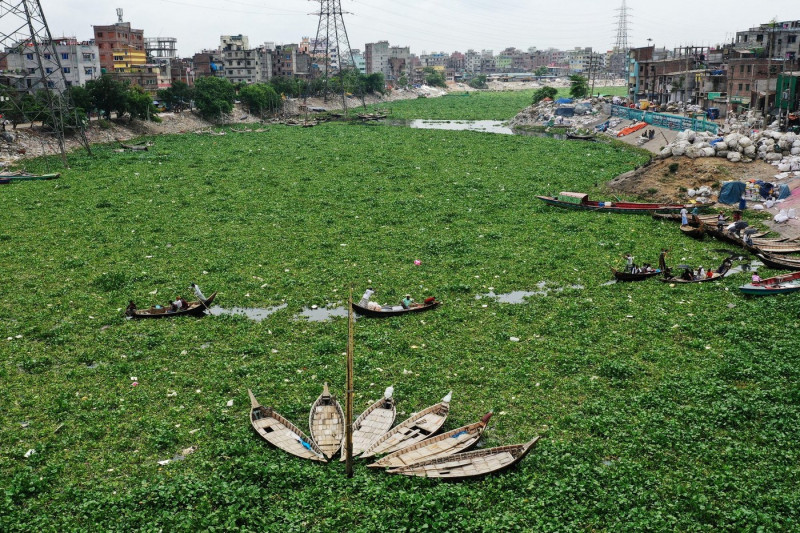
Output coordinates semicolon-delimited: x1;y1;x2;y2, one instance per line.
127;292;216;319
351;300;441;318
536;195;708;214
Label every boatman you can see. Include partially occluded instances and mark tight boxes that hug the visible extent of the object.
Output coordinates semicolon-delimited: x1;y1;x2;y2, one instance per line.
624;253;635;272
190;282;206;301
658;249;668;272
680;207;689;226
358;287;375;307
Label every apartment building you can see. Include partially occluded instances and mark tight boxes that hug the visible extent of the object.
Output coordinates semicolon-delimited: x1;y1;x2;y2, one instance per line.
4;38;101;91
92;21;144;73
220;35;261;84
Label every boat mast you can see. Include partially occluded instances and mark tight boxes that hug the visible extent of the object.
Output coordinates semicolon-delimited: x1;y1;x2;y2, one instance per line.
345;288;354;477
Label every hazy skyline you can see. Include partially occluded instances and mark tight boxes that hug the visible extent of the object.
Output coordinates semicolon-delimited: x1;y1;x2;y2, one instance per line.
30;1;800;57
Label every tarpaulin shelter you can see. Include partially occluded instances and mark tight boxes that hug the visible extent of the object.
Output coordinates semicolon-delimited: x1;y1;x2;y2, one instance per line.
718;182;746;204
556;98;573;104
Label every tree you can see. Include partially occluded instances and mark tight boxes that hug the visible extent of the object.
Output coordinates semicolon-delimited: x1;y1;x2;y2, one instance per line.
364;73;385;94
531;86;558;104
569;74;589;99
534;66;548;77
423;67;447;88
239;83;280;116
68;86;93;115
157;81;193;111
127;85;159;121
468;75;487;89
193;76;235;119
396;74;408;88
86;74;128;119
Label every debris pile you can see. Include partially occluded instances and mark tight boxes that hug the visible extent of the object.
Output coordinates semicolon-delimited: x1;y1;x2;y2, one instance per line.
657;126;800;179
509;97;611;129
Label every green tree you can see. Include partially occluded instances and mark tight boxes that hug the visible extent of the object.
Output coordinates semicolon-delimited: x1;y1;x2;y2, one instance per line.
68;86;93;115
423;67;447;88
127;85;159;121
468;75;487;89
157;81;193;111
239;83;280;116
569;74;589;99
193;76;235;119
364;73;385;94
531;86;558;104
396;74;408;88
534;66;549;77
86;74;128;119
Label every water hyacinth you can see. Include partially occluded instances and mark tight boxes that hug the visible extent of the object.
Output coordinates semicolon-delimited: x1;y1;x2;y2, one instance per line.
0;92;798;531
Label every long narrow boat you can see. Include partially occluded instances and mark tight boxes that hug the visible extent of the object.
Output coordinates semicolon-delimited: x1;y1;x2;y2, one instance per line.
536;192;710;214
387;436;541;479
248;390;326;462
740;271;800;296
125;292;216;319
680;223;705;239
751;241;800;254
340;386;396;461
611;267;661;281
351;299;441;318
653;212;720;224
660;272;723;284
369;413;492;469
0;171;61;181
755;252;800;271
566;132;596;141
359;392;452;459
309;383;345;459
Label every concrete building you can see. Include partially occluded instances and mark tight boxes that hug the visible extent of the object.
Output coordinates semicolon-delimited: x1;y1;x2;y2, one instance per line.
735;20;800;61
365;41;390;79
192;50;224;79
115;63;170;94
145;37;178;65
92;20;144;73
220;35;261;84
271;44;311;79
4;38;101;91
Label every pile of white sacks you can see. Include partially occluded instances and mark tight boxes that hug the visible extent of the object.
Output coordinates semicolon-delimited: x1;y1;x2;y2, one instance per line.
659;129;800;177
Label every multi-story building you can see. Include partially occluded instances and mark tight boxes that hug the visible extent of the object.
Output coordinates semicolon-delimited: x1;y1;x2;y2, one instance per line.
365;41;390;79
464;50;481;73
92;20;144;73
169;57;195;86
192;50;224;78
388;46;411;82
145;37;177;65
220;35;262;84
4;37;101;91
271;44;311;79
115;63;170;94
350;48;366;75
735;20;800;61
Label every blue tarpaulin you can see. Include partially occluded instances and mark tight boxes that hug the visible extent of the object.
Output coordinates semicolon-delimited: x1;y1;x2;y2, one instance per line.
777;184;791;200
719;182;746;204
554;107;575;117
556;98;573;104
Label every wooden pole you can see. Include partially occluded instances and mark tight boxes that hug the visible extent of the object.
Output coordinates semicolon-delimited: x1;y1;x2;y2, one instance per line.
345;287;355;478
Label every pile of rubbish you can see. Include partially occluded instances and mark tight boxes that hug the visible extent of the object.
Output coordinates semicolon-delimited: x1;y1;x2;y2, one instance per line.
658;127;800;178
509;96;611;129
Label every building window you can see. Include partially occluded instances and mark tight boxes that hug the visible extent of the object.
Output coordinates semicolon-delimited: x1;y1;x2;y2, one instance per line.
756;34;764;42
85;68;93;75
789;35;798;44
26;53;33;60
45;67;52;73
44;53;51;59
745;84;750;91
738;83;743;91
62;53;69;59
747;65;752;73
28;68;36;74
97;32;103;37
740;65;744;73
63;67;71;73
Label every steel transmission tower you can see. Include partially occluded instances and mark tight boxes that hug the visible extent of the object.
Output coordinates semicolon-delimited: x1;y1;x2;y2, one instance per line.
0;0;91;165
611;0;631;79
311;0;356;99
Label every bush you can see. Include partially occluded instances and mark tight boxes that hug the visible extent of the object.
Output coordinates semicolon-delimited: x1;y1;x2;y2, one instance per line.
669;162;680;173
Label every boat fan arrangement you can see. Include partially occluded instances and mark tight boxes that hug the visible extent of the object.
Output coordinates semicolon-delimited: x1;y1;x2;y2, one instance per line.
248;387;538;479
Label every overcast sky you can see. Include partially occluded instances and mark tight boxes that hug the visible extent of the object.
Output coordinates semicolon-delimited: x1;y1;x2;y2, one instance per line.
33;1;800;57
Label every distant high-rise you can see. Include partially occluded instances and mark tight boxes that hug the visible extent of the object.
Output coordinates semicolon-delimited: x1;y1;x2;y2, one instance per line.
93;11;145;73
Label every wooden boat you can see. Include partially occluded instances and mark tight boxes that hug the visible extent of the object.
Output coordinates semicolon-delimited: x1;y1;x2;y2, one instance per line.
680;223;705;239
0;177;10;185
387;436;541;479
566;132;596;141
248;390;326;462
308;383;345;459
536;192;710;214
340;386;396;461
369;413;492;469
0;171;61;181
359;392;452;459
660;272;723;284
351;299;441;318
125;292;216;319
740;271;800;296
611;267;661;281
750;241;800;254
652;212;720;224
755;252;800;271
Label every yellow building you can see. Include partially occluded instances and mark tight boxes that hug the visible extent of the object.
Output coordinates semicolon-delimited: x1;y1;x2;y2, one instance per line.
112;47;147;72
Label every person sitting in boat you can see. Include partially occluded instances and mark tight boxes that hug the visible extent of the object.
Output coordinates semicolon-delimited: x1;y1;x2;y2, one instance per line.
695;266;705;280
706;269;714;278
681;268;694;281
642;263;654;273
717;257;733;276
178;296;189;309
358;287;375;307
125;301;137;317
401;294;414;309
190;283;206;301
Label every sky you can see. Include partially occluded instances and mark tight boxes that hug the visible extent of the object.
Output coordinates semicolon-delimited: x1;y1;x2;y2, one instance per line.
27;0;800;57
